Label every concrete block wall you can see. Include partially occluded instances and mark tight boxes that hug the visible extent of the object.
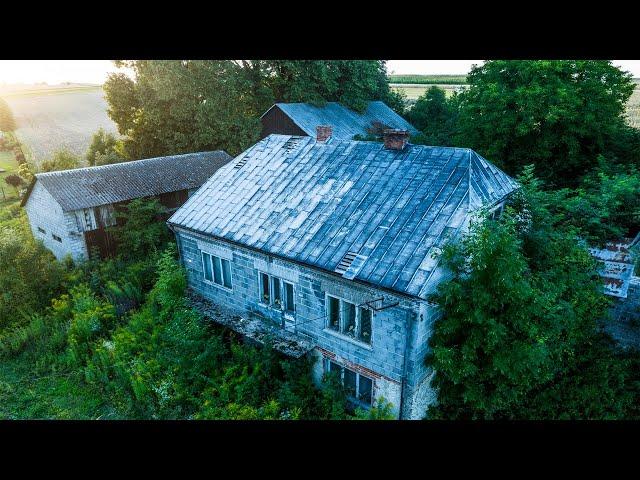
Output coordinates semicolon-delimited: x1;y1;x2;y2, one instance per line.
24;182;87;261
175;227;437;419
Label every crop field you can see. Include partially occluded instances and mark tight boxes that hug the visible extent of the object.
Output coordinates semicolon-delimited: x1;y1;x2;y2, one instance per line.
388;74;468;85
1;85;118;167
625;79;640;129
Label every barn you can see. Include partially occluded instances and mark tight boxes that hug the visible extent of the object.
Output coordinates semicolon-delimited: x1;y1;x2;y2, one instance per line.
21;151;231;261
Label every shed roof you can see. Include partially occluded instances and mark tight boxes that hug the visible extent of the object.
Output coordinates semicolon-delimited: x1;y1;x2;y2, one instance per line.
22;151;232;211
169;135;518;300
264;101;419;140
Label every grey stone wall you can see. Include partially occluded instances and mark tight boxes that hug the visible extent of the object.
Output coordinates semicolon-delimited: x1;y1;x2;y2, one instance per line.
174;227;438;419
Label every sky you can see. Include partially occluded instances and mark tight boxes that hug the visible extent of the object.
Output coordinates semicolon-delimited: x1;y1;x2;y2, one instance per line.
1;60;640;85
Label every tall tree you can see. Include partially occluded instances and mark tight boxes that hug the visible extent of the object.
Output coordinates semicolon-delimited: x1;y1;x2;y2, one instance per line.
86;128;123;166
408;86;458;145
426;166;632;419
103;60;405;160
455;60;637;186
40;148;81;172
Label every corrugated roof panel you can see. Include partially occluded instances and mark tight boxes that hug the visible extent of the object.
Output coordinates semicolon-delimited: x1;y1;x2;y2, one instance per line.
31;151;232;212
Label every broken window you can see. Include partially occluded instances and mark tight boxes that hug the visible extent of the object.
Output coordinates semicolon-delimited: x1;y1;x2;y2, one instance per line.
328;296;340;331
324;360;374;407
221;259;232;288
343;301;356;337
325;296;373;344
260;272;270;304
284;281;295;313
272;276;282;308
202;252;213;282
358;308;372;344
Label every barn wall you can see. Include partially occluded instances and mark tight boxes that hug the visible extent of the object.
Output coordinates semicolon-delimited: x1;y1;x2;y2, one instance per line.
24;182;87;261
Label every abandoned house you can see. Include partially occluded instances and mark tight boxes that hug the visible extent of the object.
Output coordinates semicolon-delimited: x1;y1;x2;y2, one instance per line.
259;101;419;141
589;235;640;350
22;151;232;261
168;128;518;419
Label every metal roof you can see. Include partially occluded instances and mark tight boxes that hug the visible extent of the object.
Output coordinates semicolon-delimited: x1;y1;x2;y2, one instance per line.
169;135;518;300
264;101;419;140
23;151;232;211
589;235;638;298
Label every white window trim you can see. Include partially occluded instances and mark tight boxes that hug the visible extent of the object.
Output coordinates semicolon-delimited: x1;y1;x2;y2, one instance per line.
201;251;233;291
324;294;373;348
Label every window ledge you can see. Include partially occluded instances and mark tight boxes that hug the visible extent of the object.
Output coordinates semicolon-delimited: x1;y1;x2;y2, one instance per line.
258;302;296;320
323;328;373;350
203;279;233;292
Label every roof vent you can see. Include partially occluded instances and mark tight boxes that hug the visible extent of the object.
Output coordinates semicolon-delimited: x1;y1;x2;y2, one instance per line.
335;251;358;274
383;129;409;150
283;137;304;154
234;157;249;169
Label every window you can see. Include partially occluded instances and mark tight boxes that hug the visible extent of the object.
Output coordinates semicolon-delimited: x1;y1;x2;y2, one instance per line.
201;252;232;289
37;227;46;234
52;234;62;243
325;360;374;407
325;295;373;345
259;272;296;314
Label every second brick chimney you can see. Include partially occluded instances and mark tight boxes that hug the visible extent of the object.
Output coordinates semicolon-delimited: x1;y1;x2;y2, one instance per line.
383;129;410;150
316;125;333;142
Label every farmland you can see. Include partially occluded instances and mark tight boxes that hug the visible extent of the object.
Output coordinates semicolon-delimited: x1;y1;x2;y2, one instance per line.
1;85;118;167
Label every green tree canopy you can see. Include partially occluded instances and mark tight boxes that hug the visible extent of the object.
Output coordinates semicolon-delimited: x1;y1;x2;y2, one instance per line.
408;86;458;145
86;128;123;166
454;60;637;186
426;166;634;419
0;98;16;132
40;148;81;173
103;60;404;160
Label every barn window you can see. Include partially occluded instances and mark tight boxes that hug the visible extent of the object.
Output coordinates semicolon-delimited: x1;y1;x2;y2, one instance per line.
37;227;46;234
52;234;62;243
327;295;340;331
284;281;295;313
201;252;213;281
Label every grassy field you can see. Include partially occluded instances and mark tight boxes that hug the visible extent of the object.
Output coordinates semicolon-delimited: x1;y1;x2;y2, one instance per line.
389;74;468;85
1;85;118;167
0;150;19;202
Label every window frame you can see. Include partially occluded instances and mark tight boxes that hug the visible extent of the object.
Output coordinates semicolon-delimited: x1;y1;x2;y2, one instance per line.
325;360;374;408
258;271;296;317
324;294;373;346
201;251;233;290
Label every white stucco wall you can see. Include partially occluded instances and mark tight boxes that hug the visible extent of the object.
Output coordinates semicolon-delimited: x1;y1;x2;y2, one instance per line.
24;182;88;261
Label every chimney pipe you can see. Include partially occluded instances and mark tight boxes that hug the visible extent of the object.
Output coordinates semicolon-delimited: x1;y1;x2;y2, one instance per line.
316;125;332;142
383;129;409;150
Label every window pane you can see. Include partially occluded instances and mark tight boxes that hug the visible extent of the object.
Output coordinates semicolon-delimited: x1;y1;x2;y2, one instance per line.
343;301;356;337
344;368;357;398
261;273;270;303
272;277;281;308
212;256;223;285
328;296;340;331
202;253;213;281
221;259;232;288
358;375;373;405
284;282;295;312
358;308;372;344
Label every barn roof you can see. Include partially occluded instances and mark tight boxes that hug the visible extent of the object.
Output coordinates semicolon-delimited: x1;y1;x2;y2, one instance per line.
22;151;232;212
264;101;419;140
169;135;518;300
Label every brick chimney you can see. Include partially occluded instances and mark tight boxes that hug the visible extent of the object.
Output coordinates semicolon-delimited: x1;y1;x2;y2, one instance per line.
316;125;333;142
383;129;410;150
